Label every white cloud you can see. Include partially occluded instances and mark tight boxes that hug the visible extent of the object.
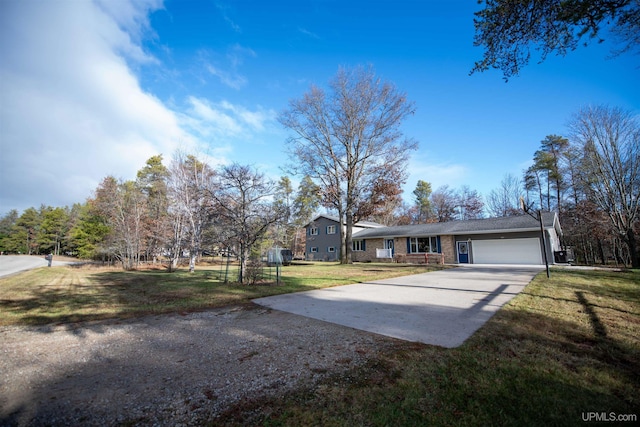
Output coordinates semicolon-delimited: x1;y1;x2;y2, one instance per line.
215;2;242;33
298;27;320;39
206;64;248;90
218;100;276;132
203;44;256;89
186;96;243;136
183;97;276;140
0;0;195;212
404;155;469;194
93;0;163;63
227;44;256;67
0;0;281;214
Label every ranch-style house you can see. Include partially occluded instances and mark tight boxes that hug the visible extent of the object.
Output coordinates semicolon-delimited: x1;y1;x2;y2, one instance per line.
304;213;564;265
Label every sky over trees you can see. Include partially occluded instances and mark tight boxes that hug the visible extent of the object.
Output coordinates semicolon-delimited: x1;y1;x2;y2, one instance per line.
1;2;638;268
1;1;636;214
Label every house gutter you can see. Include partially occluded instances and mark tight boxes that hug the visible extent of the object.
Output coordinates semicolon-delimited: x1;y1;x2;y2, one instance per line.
354;226;555;239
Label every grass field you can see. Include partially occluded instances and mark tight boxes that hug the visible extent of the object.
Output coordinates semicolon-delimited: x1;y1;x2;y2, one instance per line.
1;263;638;425
217;268;640;426
0;261;440;326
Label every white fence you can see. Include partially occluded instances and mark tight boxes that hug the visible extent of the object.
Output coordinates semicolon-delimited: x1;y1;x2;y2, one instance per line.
376;248;393;259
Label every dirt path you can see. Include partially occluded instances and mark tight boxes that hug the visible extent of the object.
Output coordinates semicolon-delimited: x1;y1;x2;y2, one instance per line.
1;304;398;426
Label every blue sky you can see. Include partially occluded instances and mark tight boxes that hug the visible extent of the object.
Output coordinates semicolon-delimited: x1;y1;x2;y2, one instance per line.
1;0;638;214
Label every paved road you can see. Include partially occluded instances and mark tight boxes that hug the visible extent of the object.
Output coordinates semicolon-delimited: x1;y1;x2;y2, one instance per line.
0;255;70;278
254;265;543;348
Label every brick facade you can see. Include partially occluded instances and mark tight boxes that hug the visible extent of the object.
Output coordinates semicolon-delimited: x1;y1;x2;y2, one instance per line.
352;236;456;264
351;238;384;262
339;212;563;265
440;235;456;263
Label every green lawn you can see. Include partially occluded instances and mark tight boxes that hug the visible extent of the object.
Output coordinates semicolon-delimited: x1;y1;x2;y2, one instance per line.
0;261;441;326
2;263;638;426
216;268;640;426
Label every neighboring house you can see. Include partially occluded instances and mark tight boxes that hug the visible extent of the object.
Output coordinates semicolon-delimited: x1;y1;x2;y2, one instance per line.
305;212;564;265
304;214;385;261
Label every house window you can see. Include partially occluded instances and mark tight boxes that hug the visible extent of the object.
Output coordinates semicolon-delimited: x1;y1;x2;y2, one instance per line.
328;246;335;253
309;227;318;236
353;240;365;251
310;247;318;253
326;225;336;234
408;236;438;253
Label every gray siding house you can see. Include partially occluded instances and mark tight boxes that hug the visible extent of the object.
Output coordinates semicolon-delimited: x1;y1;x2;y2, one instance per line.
305;212;564;265
304;214;384;261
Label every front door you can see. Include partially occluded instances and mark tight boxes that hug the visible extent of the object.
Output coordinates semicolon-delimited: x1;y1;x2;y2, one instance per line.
385;239;395;256
457;241;469;263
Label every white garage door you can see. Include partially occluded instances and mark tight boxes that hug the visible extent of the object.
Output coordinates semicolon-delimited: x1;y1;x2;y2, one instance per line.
472;238;542;265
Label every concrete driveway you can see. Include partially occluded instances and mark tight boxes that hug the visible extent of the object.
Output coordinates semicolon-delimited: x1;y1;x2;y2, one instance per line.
254;265;543;348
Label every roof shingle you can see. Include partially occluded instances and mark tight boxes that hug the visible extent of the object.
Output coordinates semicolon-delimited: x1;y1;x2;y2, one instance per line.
353;212;559;239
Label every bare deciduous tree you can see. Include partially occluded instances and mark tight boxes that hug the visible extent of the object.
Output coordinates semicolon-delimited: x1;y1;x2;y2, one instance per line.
486;173;523;217
280;65;417;263
167;152;214;272
211;164;284;284
94;177;146;270
457;185;485;220
431;185;458;222
569;105;640;268
273;176;295;248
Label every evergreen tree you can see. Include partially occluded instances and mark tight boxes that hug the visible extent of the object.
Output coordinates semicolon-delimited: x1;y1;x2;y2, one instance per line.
38;206;70;255
70;202;111;260
0;210;19;253
292;176;321;228
6;208;41;254
137;155;170;262
412;180;433;222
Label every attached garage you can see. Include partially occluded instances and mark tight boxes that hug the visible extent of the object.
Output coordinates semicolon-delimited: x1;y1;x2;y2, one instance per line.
350;212;563;265
471;238;542;265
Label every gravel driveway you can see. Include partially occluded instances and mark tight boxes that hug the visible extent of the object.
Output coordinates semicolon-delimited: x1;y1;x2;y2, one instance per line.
1;304;398;426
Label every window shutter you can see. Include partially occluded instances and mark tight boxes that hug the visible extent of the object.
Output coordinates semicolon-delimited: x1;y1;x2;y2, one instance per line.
437;236;441;253
406;238;411;253
363;240;366;251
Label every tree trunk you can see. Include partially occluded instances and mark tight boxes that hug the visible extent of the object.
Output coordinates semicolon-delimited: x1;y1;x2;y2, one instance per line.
626;229;639;268
345;211;354;264
556;181;561;215
597;240;606;265
189;252;196;273
239;243;246;284
337;207;346;264
546;172;551;211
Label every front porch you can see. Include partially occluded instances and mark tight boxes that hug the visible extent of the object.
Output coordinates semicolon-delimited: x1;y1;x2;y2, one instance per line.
352;236;456;264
